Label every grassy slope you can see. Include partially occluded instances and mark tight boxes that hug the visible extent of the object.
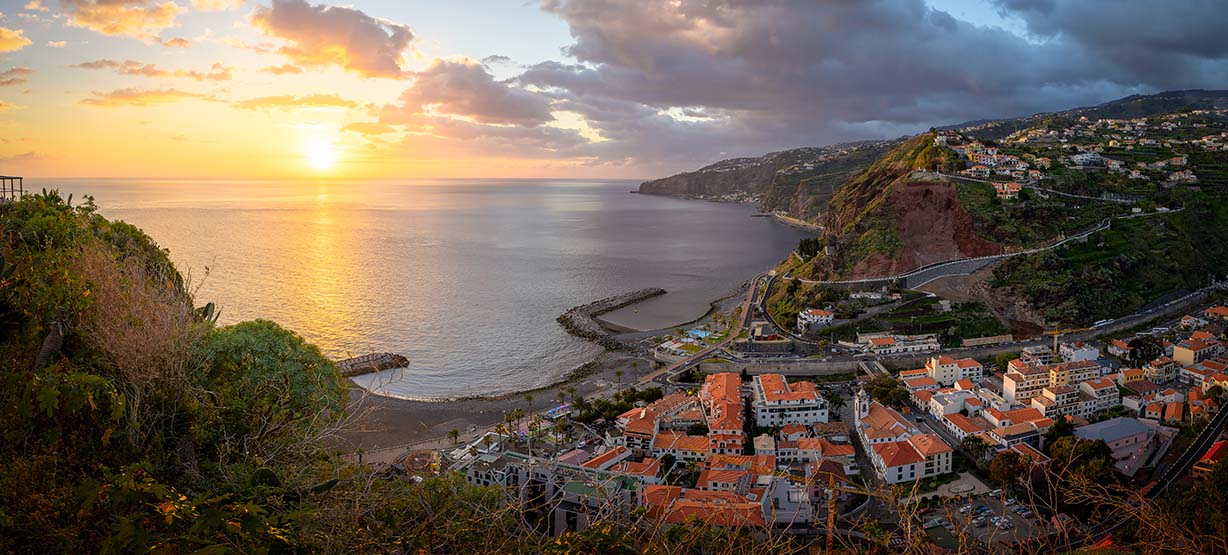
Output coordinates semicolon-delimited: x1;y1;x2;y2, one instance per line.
992;194;1228;325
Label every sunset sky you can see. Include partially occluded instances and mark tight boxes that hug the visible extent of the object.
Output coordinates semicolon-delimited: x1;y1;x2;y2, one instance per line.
1;0;1227;179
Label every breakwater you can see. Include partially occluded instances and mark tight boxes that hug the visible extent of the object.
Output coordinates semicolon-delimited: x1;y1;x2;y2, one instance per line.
558;288;667;350
337;352;411;377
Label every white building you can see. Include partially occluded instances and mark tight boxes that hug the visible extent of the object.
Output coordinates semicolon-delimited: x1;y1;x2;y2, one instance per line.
751;374;829;427
853;389;953;484
1059;342;1100;363
924;355;984;386
797;308;834;331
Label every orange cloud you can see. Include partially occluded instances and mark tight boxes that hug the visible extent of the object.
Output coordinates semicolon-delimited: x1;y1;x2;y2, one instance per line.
74;59;232;81
341;122;395;136
0;101;26;112
80;88;215;107
162;37;190;48
0;27;33;52
260;63;303;75
0;67;33;87
233;93;357;110
47;40;67;48
191;0;243;10
60;0;180;41
250;0;412;78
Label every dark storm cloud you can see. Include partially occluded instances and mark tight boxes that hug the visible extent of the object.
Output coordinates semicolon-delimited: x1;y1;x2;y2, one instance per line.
383;0;1228;172
507;0;1138;169
996;0;1228;85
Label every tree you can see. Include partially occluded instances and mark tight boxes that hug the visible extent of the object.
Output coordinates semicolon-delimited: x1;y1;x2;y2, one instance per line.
823;386;847;414
994;352;1020;371
1044;416;1076;449
448;429;460;444
961;435;991;462
1209;384;1224;399
631;361;641;380
989;450;1027;486
615;370;624;388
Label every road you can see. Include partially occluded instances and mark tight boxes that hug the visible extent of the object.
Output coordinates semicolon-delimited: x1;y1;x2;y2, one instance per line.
1146;400;1228;499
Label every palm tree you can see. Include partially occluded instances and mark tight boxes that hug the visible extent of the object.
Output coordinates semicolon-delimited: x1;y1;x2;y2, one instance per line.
566;386;577;403
556;390;566;406
481;434;493;452
512;407;525;433
523;393;534;413
631;360;641;380
615;369;624;389
448;429;460;444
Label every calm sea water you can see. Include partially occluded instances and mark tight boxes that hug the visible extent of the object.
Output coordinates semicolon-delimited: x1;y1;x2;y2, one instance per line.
43;179;809;399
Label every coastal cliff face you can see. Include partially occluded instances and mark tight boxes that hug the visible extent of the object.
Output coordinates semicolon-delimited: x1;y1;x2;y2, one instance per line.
638;147;831;198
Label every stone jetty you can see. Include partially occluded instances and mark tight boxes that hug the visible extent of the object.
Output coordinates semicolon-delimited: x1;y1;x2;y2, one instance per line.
336;352;410;377
557;287;666;350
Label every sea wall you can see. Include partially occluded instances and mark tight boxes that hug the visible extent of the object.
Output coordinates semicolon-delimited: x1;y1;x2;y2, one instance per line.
558;288;666;350
337;352;410;377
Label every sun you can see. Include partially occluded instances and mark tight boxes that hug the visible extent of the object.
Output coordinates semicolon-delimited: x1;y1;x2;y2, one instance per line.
304;139;337;170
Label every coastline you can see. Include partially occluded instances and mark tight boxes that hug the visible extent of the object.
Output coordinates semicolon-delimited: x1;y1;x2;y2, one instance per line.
334;278;758;457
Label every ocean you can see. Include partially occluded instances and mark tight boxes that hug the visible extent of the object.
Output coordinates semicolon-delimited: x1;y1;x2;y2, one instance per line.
44;178;809;400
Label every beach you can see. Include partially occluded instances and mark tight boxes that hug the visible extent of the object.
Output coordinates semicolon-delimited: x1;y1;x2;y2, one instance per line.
330;350;655;460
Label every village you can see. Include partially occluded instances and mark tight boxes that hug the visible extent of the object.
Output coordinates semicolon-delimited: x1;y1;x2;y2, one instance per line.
441;295;1228;550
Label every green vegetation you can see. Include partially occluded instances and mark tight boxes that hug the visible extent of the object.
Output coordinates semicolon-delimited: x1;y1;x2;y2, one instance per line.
956;181;1119;246
571;387;665;425
993;194;1228;324
796;236;824;259
764;278;846;330
3;193;803;554
865;375;909;409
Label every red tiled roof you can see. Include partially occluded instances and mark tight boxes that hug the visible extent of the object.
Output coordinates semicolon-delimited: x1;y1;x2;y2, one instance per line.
873;440;924;467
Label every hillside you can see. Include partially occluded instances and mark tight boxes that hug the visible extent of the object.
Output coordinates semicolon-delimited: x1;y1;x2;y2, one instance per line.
757;140;900;220
637;146;832;198
790;133;1003;279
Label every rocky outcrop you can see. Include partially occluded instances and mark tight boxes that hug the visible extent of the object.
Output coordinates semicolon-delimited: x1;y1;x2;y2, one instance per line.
558;288;666;350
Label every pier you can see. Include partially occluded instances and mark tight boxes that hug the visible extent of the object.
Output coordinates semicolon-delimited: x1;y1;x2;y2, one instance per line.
336;352;410;377
558;287;666;350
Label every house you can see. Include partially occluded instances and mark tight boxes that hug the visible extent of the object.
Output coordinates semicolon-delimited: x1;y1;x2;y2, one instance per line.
1079;377;1122;413
1118;368;1145;385
1193;440;1228;480
1020;345;1056;366
1163;401;1184;424
1107;339;1134;359
1204;306;1228;322
1003;362;1050;404
994;182;1022;199
869;434;953;485
1144;357;1180;383
1048;360;1102;387
1072;417;1173;477
1173;337;1223;366
1059;342;1100;363
1203;372;1228;394
751;374;829;426
857;332;940;355
797;308;834;331
923;355;984;386
1181;315;1209;330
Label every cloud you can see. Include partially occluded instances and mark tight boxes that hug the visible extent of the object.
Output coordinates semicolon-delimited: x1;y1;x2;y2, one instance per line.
0;100;26;112
161;37;190;48
0;67;33;87
233;93;357;110
340;122;395;136
0;27;32;52
0;151;39;162
46;40;67;48
59;0;181;41
250;0;413;78
23;1;49;12
73;59;232;81
260;63;303;75
191;0;243;11
382;58;554;126
80;88;215;107
485;0;1228;172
